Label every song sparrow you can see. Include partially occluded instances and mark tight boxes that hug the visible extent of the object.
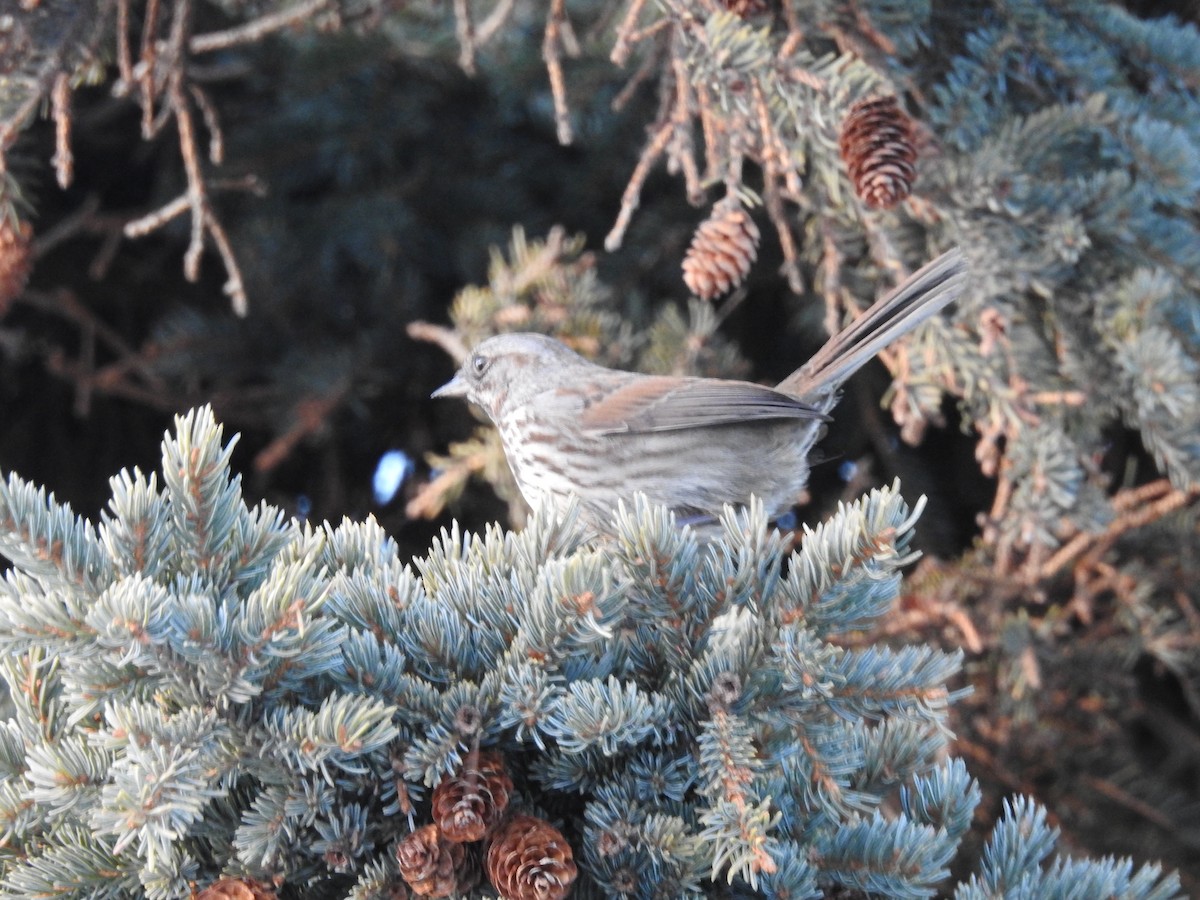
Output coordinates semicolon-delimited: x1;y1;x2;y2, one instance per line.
434;248;966;529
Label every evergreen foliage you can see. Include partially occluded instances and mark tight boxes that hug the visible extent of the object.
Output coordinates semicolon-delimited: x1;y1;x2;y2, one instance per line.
0;408;1183;898
1;0;1199;892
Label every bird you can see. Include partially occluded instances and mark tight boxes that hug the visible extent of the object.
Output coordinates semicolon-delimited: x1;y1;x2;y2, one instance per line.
433;248;967;530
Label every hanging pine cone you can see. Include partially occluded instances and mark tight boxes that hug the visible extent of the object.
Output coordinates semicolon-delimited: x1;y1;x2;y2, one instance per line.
719;0;769;18
0;218;32;316
485;814;577;900
838;96;918;209
396;824;466;898
192;876;277;900
432;749;513;843
682;199;760;300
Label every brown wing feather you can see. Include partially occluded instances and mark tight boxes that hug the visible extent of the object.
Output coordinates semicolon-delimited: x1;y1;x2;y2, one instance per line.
581;376;826;435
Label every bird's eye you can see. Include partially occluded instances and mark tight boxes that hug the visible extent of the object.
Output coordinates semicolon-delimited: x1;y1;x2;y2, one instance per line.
470;353;489;377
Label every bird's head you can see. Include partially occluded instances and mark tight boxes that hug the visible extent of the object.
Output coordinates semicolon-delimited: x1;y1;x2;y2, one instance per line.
432;332;589;419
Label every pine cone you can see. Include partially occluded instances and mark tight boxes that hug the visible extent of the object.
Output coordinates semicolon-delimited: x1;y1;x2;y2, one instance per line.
0;218;32;316
719;0;769;17
396;824;466;898
432;749;513;843
192;876;277;900
838;96;918;209
485;814;577;900
682;200;760;300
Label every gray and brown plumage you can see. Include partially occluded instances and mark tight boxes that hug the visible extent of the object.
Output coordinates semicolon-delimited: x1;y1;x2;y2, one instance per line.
434;249;967;529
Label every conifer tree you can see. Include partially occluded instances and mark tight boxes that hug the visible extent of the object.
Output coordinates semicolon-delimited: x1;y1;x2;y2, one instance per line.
1;1;1198;890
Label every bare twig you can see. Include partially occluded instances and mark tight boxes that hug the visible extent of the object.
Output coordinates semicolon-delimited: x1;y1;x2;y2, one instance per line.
1081;775;1177;832
166;2;251;316
31;195;104;257
45;351;183;412
124;175;264;238
710;284;749;331
762;182;803;293
778;0;804;47
189;0;331;54
1112;477;1175;513
453;0;478;75
406;320;471;364
116;0;135;87
819;230;845;337
170;81;207;281
1174;588;1200;632
188;83;224;164
605;120;672;251
611;32;664;112
74;310;97;416
138;0;163;136
868;571;985;655
1039;481;1200;580
746;80;805;292
88;228;125;281
611;0;652;66
695;81;721;183
558;12;580;57
670;57;703;204
855;5;897;55
203;205;249;316
143;89;177;140
752;79;802;199
28;194;123;281
164;0;192;88
20;288;145;368
475;0;519;46
543;0;574;145
124;194;192;238
624;17;674;59
51;73;73;189
1028;389;1088;406
406;451;487;521
254;380;353;473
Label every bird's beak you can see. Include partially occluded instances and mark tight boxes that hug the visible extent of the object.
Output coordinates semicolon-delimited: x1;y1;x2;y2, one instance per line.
432;372;468;399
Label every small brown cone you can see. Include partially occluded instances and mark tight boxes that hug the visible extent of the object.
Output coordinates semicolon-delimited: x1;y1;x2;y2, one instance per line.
838;96;918;209
719;0;769;17
485;814;577;900
682;199;760;300
192;876;277;900
0;218;32;316
432;749;513;843
396;824;465;898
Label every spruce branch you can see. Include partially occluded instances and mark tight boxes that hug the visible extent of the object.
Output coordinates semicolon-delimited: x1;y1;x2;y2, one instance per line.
0;472;112;595
261;693;399;783
160;406;246;581
781;481;924;634
0;406;1188;895
696;699;777;887
815;813;955;898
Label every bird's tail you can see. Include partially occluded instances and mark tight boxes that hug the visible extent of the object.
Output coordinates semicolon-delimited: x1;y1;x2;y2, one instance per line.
775;248;967;403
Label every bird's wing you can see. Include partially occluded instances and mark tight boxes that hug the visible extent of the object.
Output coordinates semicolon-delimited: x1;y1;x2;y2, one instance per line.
580;376;826;435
